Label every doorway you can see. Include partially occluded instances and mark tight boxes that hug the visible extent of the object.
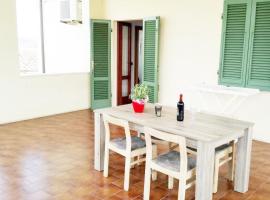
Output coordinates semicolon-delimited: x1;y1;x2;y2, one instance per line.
117;20;143;105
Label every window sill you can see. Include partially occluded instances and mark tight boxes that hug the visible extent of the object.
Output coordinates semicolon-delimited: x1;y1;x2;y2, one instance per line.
20;71;90;77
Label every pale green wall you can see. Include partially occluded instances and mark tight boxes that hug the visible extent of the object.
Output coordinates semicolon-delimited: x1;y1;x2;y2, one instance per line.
90;0;105;18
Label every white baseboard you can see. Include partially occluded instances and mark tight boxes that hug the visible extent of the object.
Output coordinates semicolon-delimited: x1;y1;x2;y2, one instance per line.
0;106;90;125
253;135;270;144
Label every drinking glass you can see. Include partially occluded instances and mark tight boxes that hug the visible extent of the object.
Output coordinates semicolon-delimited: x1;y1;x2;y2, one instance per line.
155;103;162;117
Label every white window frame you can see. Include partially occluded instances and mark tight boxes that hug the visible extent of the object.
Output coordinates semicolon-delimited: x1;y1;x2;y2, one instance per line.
16;0;90;76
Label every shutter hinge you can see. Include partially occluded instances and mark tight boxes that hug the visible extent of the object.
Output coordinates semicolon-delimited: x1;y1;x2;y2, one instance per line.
221;13;224;20
111;28;113;32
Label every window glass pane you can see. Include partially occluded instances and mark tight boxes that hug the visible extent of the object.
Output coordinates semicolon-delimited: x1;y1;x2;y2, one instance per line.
122;79;128;97
16;0;43;74
138;30;143;83
122;26;129;76
42;0;89;74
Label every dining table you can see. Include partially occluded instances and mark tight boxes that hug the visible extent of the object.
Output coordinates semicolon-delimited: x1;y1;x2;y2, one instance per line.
94;103;254;200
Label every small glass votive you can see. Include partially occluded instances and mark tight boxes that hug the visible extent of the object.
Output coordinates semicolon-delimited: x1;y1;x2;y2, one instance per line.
155;103;162;117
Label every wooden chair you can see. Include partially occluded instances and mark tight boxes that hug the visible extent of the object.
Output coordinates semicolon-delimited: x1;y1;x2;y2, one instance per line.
137;132;177;171
103;114;157;191
143;127;196;200
187;141;235;193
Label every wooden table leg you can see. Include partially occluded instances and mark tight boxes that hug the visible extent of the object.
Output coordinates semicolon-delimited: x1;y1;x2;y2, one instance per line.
234;127;253;192
195;141;215;200
94;112;105;171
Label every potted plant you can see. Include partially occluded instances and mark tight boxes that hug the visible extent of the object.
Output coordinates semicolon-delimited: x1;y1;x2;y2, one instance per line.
130;83;149;113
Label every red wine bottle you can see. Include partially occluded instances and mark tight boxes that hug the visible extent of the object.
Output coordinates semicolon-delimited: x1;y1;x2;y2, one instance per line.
177;94;184;121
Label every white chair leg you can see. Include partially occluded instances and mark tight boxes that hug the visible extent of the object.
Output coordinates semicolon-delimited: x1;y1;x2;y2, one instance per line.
137;132;142;166
103;146;109;177
228;160;233;181
213;157;220;193
152;171;157;181
231;153;235;182
178;179;186;200
124;156;131;191
228;142;235;181
167;143;174;189
168;176;174;189
143;163;151;200
152;145;157;181
131;157;135;168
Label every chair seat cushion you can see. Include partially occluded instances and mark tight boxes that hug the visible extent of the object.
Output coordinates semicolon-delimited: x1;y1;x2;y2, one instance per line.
110;136;146;151
187;144;230;153
153;151;196;172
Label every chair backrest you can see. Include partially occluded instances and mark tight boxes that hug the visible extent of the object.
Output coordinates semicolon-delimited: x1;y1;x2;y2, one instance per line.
103;114;132;151
144;127;188;175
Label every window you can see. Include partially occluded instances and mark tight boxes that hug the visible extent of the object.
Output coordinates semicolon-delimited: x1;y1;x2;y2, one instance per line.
219;0;270;91
16;0;89;75
16;0;44;74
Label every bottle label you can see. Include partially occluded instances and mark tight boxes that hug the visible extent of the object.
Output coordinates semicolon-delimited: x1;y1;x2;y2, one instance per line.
177;102;184;121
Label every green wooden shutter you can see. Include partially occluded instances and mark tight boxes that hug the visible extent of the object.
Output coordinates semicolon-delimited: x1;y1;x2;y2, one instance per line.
90;20;111;109
219;0;252;86
246;0;270;90
143;17;160;103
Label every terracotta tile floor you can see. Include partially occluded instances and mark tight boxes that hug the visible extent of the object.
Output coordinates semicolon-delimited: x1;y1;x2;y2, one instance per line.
0;110;270;200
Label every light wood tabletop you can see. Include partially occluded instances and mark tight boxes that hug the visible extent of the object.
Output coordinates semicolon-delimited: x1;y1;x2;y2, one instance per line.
94;103;254;200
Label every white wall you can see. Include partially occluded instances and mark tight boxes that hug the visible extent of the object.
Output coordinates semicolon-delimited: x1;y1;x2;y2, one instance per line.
0;0;90;124
102;0;270;143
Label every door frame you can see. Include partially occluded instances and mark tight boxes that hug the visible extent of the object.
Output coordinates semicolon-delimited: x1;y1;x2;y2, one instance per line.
134;26;143;85
117;22;132;105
